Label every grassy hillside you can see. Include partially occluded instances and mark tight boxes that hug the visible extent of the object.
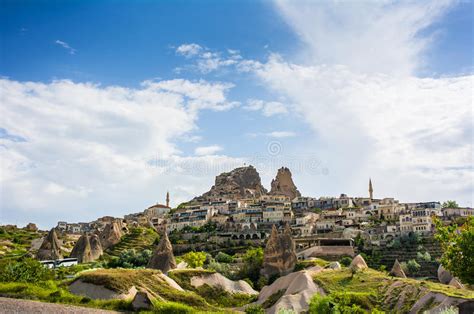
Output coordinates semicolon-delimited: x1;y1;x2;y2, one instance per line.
0;226;45;260
313;268;474;313
106;227;158;257
76;268;235;312
168;269;257;308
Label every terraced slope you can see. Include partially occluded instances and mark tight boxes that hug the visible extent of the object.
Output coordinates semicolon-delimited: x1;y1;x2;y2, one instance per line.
106;228;158;257
0;226;45;260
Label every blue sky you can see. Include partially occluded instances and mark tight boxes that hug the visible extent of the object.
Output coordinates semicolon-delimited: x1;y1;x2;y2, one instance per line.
1;0;473;228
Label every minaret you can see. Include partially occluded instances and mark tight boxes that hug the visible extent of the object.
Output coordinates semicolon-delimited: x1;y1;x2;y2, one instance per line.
369;178;373;200
166;191;170;208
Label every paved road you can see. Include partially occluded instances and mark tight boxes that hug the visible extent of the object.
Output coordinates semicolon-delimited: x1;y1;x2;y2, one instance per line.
0;297;120;313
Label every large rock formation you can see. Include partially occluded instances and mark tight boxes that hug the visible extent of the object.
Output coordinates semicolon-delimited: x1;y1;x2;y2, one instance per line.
438;264;454;285
269;167;301;200
99;221;123;250
24;223;38;232
147;232;176;273
190;272;258;295
261;224;297;278
70;233;103;263
37;228;62;260
255;267;325;314
194;165;267;201
389;259;406;278
132;290;154;310
350;254;368;271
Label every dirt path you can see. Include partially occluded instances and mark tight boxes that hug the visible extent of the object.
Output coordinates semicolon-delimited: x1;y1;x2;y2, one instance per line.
0;297;120;313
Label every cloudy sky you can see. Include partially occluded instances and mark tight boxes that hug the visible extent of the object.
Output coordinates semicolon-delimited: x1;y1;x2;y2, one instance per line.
1;0;472;228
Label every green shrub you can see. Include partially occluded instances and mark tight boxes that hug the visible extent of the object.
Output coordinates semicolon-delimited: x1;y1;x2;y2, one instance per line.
195;284;256;307
206;261;232;278
0;258;54;283
262;289;285;309
391;239;402;249
407;259;421;274
245;304;265;314
309;294;332;313
215;251;234;263
107;249;152;268
182;251;207;268
339;256;352;267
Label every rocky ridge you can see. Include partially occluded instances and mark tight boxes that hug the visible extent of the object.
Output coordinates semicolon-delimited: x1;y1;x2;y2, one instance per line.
195;165;267;201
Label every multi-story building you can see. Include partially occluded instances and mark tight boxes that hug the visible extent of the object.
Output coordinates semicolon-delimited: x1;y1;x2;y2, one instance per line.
442;207;473;218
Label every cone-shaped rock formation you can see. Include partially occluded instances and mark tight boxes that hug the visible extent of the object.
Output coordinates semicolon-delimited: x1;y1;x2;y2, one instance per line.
100;221;123;250
37;228;62;260
389;259;406;278
269;167;301;200
350;254;368;271
262;224;297;278
70;233;103;263
147;232;176;273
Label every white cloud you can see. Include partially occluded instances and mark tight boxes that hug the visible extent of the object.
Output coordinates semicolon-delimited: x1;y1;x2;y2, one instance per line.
176;43;202;58
142;79;238;112
55;40;76;55
0;78;241;228
194;145;223;156
175;44;243;73
266;131;296;138
247;131;296;138
244;99;288;116
274;0;455;76
248;1;473;205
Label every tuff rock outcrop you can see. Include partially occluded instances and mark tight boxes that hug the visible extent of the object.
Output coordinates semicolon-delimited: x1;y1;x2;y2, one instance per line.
195;165;267;201
70;233;103;263
37;228;62;260
132;290;154;310
255;267;325;314
389;259;406;278
269;167;301;200
261;224;297;278
448;278;464;289
99;221;123;250
147;232;176;273
24;223;38;232
190;272;258;295
438;264;453;284
350;254;368;271
327;262;341;270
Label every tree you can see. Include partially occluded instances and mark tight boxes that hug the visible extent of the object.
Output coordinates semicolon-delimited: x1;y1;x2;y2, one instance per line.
239;247;263;286
434;216;474;284
442;200;459;208
182;251;207;268
107;249;152;268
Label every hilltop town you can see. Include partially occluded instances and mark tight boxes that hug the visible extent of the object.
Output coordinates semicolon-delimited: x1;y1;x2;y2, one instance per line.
1;165;473;313
52;165;471;254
